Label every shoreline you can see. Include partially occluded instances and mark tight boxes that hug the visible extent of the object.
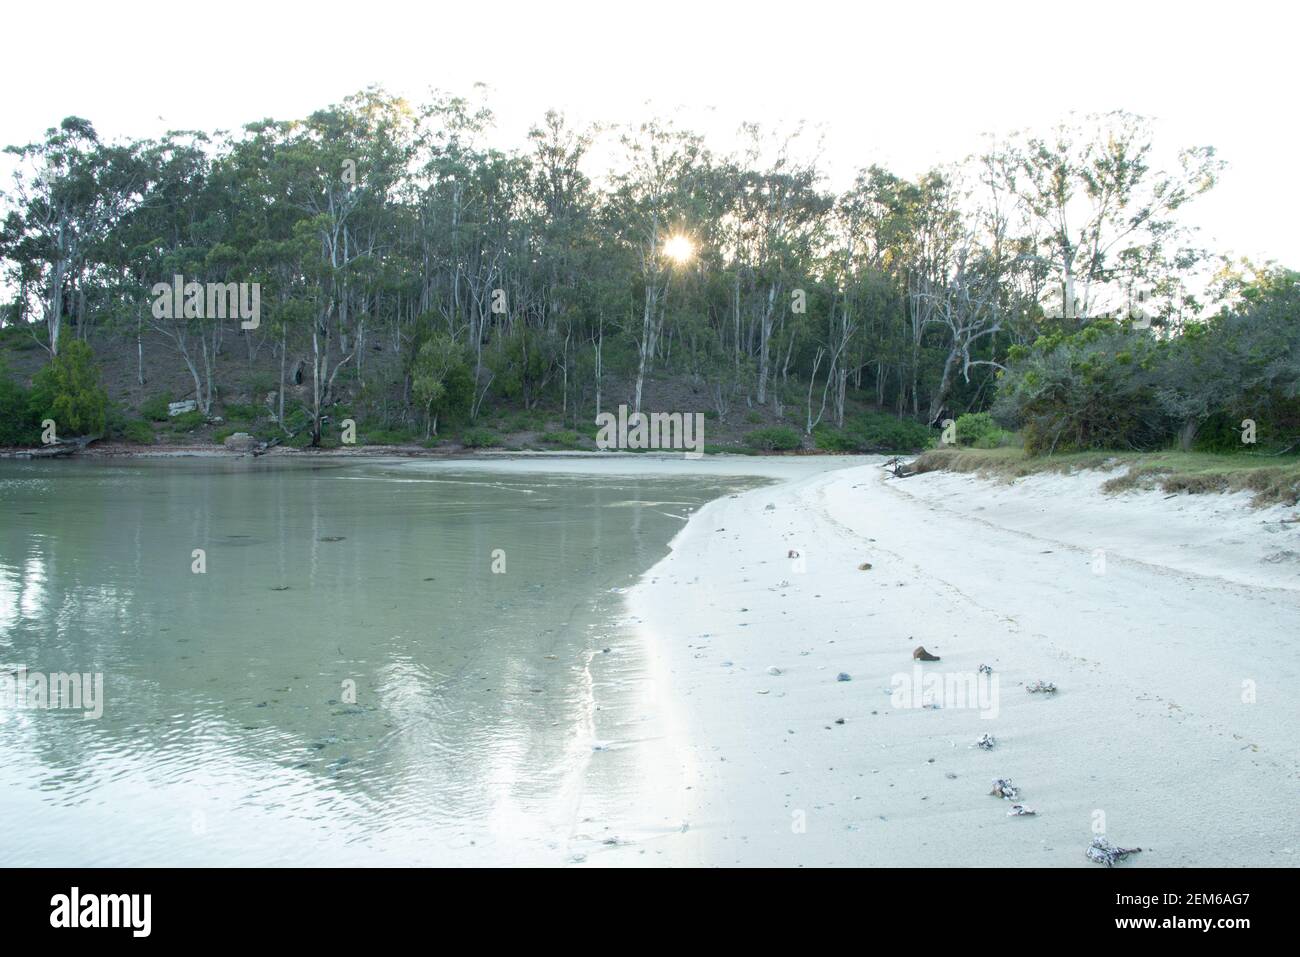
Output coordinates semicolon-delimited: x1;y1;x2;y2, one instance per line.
623;461;1300;866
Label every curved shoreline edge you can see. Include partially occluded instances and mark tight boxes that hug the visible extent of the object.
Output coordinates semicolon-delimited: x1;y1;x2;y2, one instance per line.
621;460;1300;866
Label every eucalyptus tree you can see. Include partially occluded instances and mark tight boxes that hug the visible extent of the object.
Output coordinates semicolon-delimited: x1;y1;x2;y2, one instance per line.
729;125;829;407
984;112;1222;325
1;117;143;354
266;91;413;443
123;130;233;414
605;118;708;413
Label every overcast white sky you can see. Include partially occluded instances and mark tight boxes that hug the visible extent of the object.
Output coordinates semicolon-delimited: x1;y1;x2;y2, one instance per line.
5;0;1296;264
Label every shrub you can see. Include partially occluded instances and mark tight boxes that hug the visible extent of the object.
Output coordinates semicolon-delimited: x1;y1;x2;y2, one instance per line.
540;430;583;448
814;413;932;453
994;322;1170;454
169;410;206;431
28;340;110;436
121;420;156;444
361;428;418;445
955;412;1000;447
745;425;802;451
0;365;39;445
140;394;173;422
222;402;262;422
811;426;858;452
461;427;502;448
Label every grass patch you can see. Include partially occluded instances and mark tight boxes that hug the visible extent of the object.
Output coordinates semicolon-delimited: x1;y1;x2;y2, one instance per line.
539;430;584;449
912;446;1300;506
460;427;502;449
360;428;419;445
222;402;262;422
168;410;206;431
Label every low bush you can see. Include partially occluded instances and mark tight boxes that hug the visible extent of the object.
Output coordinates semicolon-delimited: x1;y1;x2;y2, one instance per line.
539;430;583;448
222;402;262;422
745;425;802;451
121;419;156;444
814;412;932;453
28;340;109;436
361;428;418;445
0;365;39;445
169;410;206;431
955;412;1002;448
461;427;502;448
139;394;172;422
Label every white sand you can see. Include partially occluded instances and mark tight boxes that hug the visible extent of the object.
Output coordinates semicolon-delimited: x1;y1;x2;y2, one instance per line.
613;458;1300;866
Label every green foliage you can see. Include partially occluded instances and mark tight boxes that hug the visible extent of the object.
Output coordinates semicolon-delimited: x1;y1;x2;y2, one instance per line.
411;332;472;436
0;101;1254;449
997;278;1300;454
360;427;418;445
745;425;802;451
222;402;262;422
995;321;1168;454
139;394;172;422
29;340;109;436
955;412;1001;448
539;430;584;448
121;419;156;444
811;427;855;452
0;364;40;445
814;412;933;453
460;427;502;448
169;410;206;431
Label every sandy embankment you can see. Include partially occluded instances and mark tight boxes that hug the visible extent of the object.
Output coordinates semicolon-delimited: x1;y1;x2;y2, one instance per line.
623;462;1300;866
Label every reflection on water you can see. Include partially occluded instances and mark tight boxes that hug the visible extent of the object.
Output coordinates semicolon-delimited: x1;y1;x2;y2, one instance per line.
0;457;755;865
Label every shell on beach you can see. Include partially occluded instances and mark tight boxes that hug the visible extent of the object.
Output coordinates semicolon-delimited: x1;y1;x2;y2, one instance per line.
974;733;996;750
990;778;1019;799
1026;680;1057;694
1007;804;1037;816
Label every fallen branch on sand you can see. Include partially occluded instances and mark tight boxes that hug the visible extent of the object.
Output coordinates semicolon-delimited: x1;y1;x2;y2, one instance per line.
882;456;917;478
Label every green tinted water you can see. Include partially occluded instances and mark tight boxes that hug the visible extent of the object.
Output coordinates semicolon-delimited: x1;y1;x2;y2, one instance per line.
0;457;754;865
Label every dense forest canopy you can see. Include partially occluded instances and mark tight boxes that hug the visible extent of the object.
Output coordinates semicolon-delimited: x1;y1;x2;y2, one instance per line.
1;89;1295;453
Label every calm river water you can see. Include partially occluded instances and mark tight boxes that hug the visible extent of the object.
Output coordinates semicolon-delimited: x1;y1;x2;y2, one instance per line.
0;457;756;865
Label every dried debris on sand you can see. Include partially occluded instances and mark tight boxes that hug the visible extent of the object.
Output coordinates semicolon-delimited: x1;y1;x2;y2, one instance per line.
1086;836;1143;866
989;778;1019;800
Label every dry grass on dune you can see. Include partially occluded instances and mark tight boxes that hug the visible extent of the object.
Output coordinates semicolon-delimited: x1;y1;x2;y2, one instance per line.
911;447;1300;507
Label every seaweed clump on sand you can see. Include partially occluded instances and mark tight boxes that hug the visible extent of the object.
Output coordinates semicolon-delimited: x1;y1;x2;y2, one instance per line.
1086;836;1142;866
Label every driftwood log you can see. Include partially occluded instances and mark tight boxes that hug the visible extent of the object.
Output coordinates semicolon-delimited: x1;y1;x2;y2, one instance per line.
882;456;917;478
15;434;101;459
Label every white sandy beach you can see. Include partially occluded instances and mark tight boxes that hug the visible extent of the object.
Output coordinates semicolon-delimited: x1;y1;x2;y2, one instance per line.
598;456;1300;866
